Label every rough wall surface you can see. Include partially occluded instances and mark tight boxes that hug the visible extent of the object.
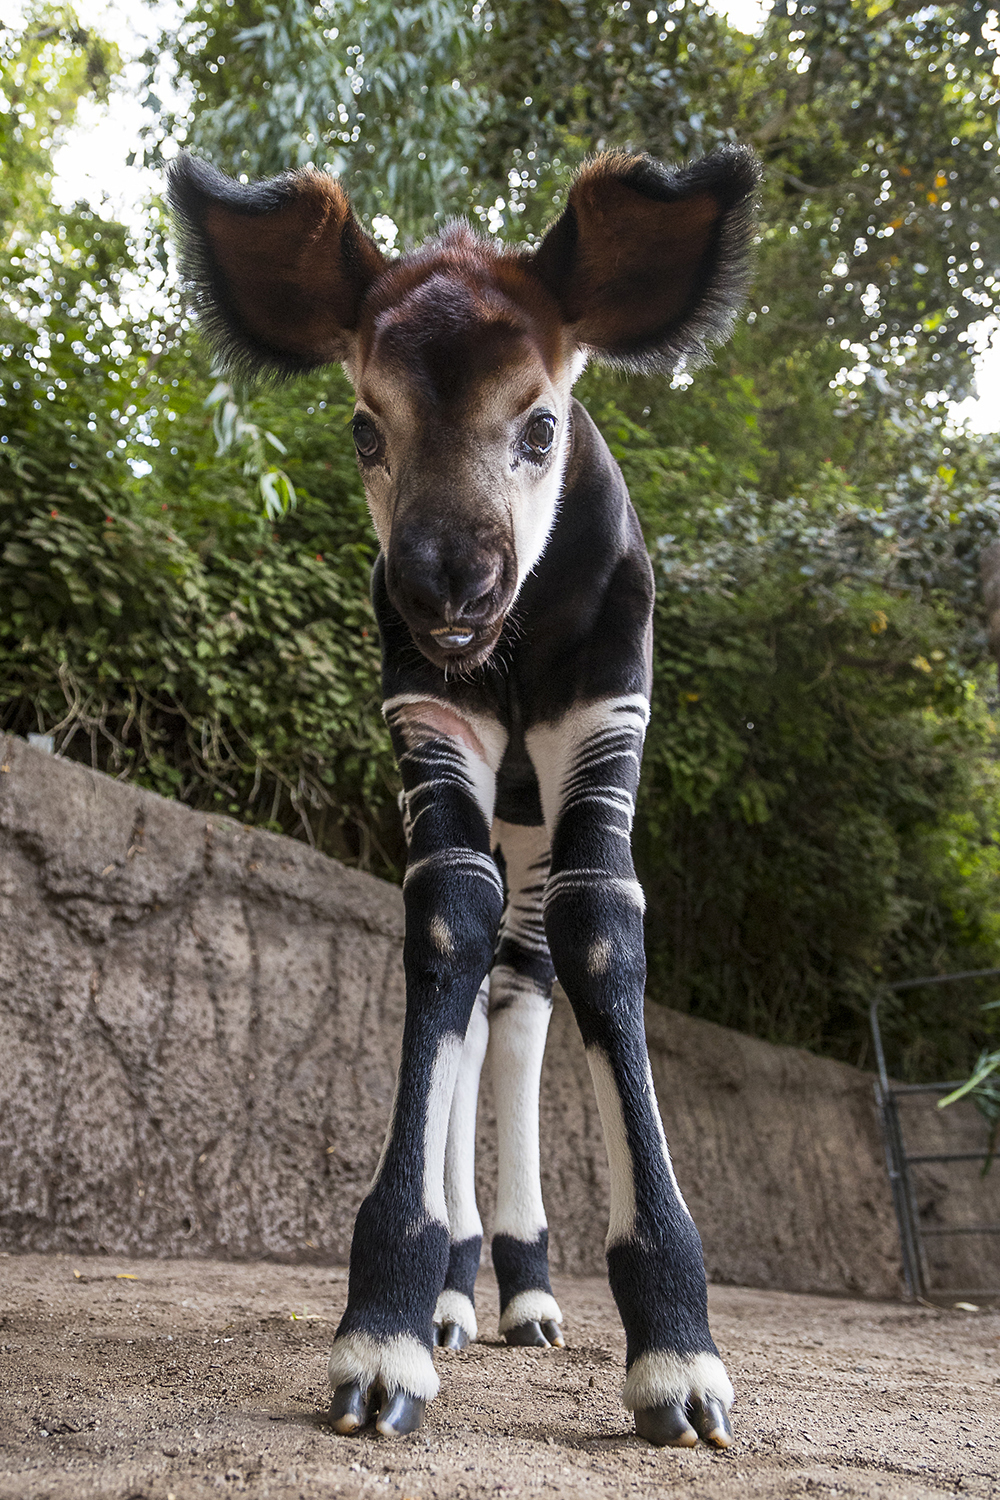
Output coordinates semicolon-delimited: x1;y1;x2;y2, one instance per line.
0;735;918;1297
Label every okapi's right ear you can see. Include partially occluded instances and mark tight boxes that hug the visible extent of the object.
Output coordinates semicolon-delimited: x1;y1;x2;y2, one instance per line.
166;154;386;377
529;146;760;373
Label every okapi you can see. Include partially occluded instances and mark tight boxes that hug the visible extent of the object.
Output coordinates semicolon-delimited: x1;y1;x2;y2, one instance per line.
168;144;759;1449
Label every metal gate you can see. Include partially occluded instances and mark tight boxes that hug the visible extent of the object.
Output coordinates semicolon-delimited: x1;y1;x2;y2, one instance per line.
870;968;1000;1304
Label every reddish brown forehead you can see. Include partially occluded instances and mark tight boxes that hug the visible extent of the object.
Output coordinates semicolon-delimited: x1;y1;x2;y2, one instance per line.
356;227;567;402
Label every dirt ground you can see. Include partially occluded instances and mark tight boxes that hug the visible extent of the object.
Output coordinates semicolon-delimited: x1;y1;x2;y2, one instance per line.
0;1254;997;1500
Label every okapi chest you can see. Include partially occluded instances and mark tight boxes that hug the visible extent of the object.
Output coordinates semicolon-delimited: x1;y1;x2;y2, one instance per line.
168;144;759;1449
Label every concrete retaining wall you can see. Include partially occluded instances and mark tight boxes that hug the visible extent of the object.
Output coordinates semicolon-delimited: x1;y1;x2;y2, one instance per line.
0;734;914;1296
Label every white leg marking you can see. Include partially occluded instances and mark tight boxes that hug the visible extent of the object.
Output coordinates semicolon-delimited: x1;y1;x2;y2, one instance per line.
643;1054;693;1221
588;937;613;976
498;1289;563;1335
444;984;489;1244
383;694;509;771
459;739;500;828
423;1033;464;1224
433;1288;478;1341
369;1073;400;1192
429;913;454;957
328;1331;440;1402
404;849;504;901
586;1046;637;1248
383;694;507;825
490;819;551;956
489;976;553;1243
622;1351;734;1413
526;694;650;839
543;869;645;915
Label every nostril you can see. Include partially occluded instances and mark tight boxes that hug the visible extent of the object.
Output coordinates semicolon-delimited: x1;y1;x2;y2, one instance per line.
462;584;499;618
389;531;506;628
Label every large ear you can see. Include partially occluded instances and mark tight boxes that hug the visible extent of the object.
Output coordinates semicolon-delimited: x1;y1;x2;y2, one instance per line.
529;146;760;372
166;154;386;378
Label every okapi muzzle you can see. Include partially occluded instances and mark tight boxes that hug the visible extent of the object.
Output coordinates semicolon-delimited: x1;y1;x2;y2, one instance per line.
385;511;514;670
168;144;760;1449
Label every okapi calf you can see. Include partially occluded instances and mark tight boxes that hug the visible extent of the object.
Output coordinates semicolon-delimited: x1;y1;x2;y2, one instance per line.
168;145;759;1448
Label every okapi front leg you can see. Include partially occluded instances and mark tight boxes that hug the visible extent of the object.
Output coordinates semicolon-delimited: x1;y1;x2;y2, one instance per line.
489;820;563;1348
329;698;505;1436
528;696;734;1449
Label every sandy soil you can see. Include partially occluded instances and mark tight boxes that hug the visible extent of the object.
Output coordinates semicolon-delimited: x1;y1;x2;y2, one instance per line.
0;1254;997;1500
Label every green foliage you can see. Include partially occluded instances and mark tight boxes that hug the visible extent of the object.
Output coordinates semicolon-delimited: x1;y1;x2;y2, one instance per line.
641;496;1000;1073
0;345;400;866
3;0;1000;1083
937;1003;1000;1173
579;392;1000;1073
141;0;486;239
477;1;1000;389
1;5;118;228
2;7;400;866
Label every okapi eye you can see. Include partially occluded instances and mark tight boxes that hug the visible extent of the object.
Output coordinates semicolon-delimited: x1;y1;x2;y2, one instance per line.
352;416;380;459
520;412;556;459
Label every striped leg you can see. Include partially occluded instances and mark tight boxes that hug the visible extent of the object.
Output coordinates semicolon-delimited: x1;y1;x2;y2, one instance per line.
527;695;734;1450
488;821;563;1348
329;697;506;1437
433;977;490;1350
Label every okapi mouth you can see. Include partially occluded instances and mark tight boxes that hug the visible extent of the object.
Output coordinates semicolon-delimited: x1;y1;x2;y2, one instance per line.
413;614;506;672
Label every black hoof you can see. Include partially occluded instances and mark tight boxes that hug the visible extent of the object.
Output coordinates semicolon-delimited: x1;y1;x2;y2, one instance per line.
329;1380;374;1434
504;1319;564;1348
689;1395;733;1448
375;1388;426;1437
434;1320;470;1349
634;1401;699;1448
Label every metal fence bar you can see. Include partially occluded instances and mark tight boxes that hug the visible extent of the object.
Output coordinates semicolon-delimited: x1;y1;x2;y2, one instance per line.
869;984;999;1304
872;1083;925;1297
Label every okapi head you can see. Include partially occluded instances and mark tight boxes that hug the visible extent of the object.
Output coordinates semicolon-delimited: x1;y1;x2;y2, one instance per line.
168;149;759;671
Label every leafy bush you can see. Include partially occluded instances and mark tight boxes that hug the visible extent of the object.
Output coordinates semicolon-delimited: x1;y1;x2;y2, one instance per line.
4;0;1000;1086
0;345;400;870
592;404;1000;1075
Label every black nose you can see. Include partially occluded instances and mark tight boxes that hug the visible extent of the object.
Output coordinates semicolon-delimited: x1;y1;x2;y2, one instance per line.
390;527;504;628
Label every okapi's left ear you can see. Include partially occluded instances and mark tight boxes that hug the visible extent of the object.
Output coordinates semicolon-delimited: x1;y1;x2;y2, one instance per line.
529;146;760;372
167;154;386;378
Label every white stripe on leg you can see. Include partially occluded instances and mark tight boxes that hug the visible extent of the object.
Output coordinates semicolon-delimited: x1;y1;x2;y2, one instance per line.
586;1045;638;1249
372;1031;466;1220
489;973;552;1243
422;1033;464;1224
444;982;489;1244
526;693;650;838
642;1053;692;1221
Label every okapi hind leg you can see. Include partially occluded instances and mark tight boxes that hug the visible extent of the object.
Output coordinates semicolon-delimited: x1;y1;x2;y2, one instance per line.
529;696;734;1449
489;821;563;1349
433;978;490;1350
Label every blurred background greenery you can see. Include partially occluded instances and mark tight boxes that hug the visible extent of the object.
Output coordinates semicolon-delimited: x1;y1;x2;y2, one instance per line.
3;0;1000;1081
